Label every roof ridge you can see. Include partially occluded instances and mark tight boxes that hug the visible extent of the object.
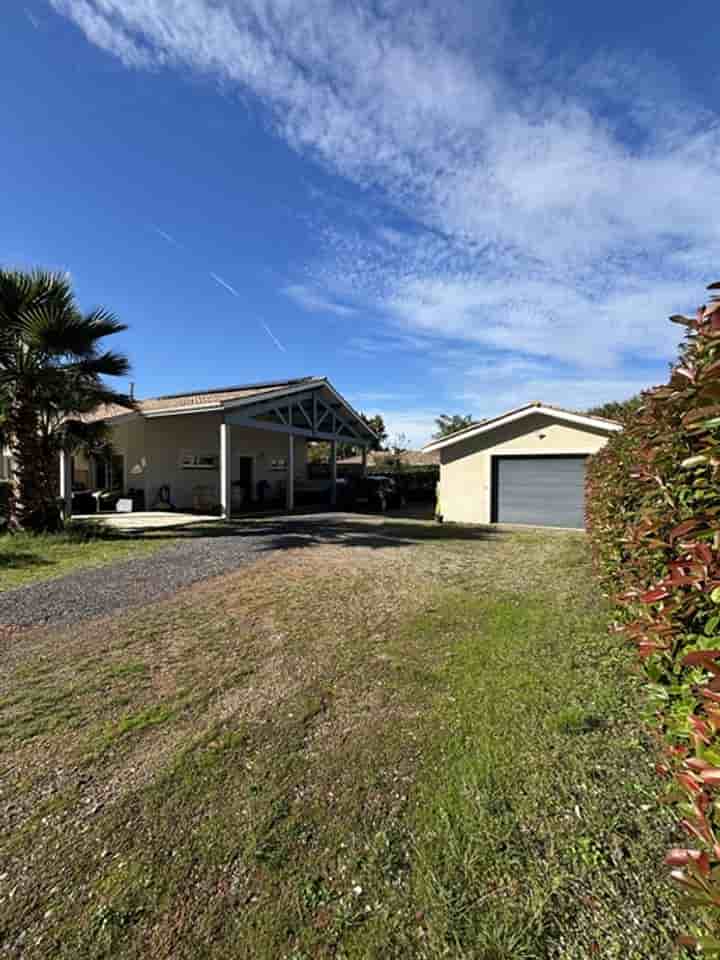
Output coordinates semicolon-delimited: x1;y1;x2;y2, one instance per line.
148;376;318;402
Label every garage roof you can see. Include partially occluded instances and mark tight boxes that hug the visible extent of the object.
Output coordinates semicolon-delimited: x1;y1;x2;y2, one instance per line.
422;401;622;453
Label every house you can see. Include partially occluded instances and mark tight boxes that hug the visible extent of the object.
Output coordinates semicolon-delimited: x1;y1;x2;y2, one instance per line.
61;377;377;518
336;449;440;469
422;402;622;529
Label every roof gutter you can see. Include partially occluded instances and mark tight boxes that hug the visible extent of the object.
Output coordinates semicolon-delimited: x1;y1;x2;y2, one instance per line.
423;404;622;453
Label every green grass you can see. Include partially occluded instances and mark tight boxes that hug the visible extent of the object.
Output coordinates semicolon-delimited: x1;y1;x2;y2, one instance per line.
0;525;165;591
396;584;681;959
0;529;685;958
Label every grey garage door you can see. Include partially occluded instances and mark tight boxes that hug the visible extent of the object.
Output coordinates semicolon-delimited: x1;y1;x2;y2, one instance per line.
494;456;587;528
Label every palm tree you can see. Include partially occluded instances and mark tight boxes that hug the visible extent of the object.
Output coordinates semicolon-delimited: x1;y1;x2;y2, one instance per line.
0;269;133;532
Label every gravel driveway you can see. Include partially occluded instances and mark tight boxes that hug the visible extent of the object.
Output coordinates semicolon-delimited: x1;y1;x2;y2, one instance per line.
0;514;417;627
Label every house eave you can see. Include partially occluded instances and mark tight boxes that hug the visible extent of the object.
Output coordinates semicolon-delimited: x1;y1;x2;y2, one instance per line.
422;404;623;453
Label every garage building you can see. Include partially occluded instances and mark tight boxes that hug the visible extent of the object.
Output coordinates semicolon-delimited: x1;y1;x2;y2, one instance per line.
422;402;621;529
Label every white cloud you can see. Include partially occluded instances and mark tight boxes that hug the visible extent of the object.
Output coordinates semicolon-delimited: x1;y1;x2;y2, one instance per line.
282;283;356;317
381;410;439;449
210;271;240;297
260;320;286;352
386;274;690;367
50;0;720;396
459;375;657;420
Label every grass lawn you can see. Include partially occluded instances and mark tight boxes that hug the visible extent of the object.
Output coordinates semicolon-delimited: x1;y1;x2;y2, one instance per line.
0;524;683;958
0;526;165;591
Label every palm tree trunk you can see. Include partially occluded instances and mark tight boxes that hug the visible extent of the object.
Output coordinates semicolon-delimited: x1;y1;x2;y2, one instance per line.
7;396;60;532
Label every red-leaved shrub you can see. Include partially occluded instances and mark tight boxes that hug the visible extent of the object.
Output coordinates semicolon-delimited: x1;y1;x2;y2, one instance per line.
587;283;720;952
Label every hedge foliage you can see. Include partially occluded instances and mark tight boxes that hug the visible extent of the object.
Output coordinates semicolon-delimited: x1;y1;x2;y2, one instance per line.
586;284;720;953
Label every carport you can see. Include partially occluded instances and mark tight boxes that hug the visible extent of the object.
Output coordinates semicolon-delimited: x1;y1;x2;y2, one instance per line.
219;380;377;515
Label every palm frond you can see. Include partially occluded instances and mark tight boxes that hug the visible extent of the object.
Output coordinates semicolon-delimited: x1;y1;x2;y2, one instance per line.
83;307;128;340
56;417;113;455
69;350;132;380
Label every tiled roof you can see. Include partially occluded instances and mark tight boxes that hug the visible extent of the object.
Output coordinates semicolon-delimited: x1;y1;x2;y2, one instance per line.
82;378;320;423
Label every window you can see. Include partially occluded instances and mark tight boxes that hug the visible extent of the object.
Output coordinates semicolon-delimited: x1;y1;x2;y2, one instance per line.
270;457;288;471
94;454;124;490
180;450;219;470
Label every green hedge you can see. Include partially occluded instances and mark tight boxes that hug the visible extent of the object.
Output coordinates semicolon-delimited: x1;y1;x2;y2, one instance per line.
586;285;720;952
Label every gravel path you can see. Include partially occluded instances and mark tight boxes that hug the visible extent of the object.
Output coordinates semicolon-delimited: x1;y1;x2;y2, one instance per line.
0;514;419;627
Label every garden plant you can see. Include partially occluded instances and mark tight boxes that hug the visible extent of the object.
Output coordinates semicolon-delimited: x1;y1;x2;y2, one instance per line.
587;282;720;953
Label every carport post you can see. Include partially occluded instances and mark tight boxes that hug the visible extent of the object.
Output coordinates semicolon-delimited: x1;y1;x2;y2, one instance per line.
330;439;337;507
361;445;367;477
220;422;231;519
286;432;295;511
59;450;72;520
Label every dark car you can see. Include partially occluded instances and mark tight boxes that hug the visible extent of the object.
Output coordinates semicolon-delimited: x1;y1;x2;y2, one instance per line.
351;475;405;512
295;476;354;507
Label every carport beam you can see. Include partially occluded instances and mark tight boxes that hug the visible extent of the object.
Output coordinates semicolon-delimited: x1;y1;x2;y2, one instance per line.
59;450;72;520
330;439;337;507
220;422;231;519
286;433;295;512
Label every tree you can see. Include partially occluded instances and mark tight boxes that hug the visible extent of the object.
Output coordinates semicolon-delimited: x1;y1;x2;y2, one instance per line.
585;395;643;424
433;413;474;438
336;412;387;459
0;269;132;532
362;413;387;451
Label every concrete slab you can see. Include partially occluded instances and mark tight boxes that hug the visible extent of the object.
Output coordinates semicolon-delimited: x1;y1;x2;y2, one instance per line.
73;511;219;533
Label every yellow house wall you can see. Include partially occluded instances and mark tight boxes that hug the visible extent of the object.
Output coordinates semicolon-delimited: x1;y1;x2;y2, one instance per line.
438;413;613;525
74;412;307;511
72;417;147;492
143;413;307;510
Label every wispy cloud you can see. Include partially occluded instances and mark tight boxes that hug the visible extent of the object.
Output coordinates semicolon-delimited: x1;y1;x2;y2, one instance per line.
151;224;184;249
380;410;439;449
25;8;40;29
51;0;719;402
209;271;241;297
282;283;356;317
261;320;286;353
210;273;288;351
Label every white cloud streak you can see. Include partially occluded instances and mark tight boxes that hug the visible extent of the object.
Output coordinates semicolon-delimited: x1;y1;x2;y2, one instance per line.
151;224;184;248
282;283;356;317
51;0;720;402
209;271;240;297
261;320;286;352
210;273;288;351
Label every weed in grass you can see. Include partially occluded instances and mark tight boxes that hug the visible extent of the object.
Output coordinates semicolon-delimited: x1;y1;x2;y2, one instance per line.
553;704;604;734
106;661;149;679
111;704;176;739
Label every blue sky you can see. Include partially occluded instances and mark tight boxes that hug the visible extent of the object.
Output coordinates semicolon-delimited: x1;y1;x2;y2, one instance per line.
4;1;720;445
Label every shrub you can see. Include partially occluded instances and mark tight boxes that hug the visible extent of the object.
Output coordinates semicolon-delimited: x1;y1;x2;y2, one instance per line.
586;284;720;951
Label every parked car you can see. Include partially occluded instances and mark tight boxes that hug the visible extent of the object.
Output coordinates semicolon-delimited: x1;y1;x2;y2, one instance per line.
350;475;405;512
294;477;354;507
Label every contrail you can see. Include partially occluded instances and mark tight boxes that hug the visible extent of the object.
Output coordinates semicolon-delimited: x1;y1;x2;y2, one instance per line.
147;218;290;353
151;224;184;249
261;321;287;352
210;272;240;297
